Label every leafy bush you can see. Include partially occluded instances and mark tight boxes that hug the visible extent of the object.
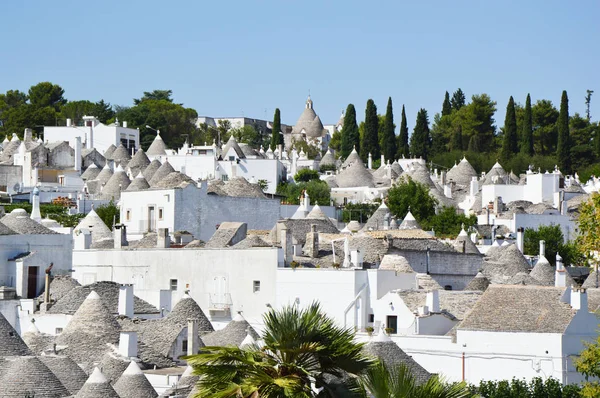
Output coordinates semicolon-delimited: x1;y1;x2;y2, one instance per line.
342;202;379;223
319;164;336;173
294;168;320;182
470;377;580;397
95;201;120;228
387;177;438;224
276;180;330;206
524;224;583;266
425;206;477;238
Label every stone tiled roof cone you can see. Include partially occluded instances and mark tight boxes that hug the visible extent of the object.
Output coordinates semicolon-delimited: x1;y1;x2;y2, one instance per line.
80;163;101;180
1;208;58;234
341;147;361;168
75;367;120;398
39;354;89;395
143;158;162;181
146;131;168;157
127;148;151;177
74;208;112;242
0;356;70;398
159;366;199;398
104;144;117;160
114;361;158;398
0;308;32;356
202;312;259;347
126;172;151;191
111;144;132;166
399;209;422;230
446;157;478;185
149;160;175;186
95;163;114;185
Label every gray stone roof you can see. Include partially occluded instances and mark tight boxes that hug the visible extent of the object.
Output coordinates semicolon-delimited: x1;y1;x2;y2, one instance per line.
81;163;101;180
104;144;117;160
143;159;162;181
391;161;403;176
146;132;168;157
201;313;259;347
238;143;260;158
149;160;175;186
0;217;17;235
54;291;122;366
184;239;206;249
336;159;375;188
481;244;531;284
153;171;195;189
0;356;70;398
398;210;421;230
271;219;339;246
111;144;132;166
75;367;120;398
361;202;390;232
292;97;326;138
127;149;151;178
453;229;480;254
232;234;271;249
219;177;266;198
48;281;159;315
221;135;245;159
0;308;32;356
397;290;483;321
40;275;81;303
159;366;198;398
583;270;600;289
401;164;435;188
95;164;114;185
1;209;58;234
39;354;88;395
363;333;431;385
205;222;247;248
22;321;54;354
126;173;151;191
446;157;478;185
416;274;443;290
99;165;131;199
483;162;508;185
529;256;555;286
114;361;158;398
379;254;414;273
74;208;112;242
464;272;490;291
98;350;130;385
306;204;330;221
341;148;361;168
319;149;335;167
458;285;577;333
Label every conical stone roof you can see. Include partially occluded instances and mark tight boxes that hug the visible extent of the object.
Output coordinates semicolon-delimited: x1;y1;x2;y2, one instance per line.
336;159;374;188
399;210;422;230
111;144;131;166
159;366;198;398
55;291;121;365
75;367;120;398
320;149;335;167
465;272;490;291
146;132;168;157
341;147;361;168
143;159;162;181
95;164;114;185
100;165;131;199
39;354;88;395
529;256;555;286
453;228;480;254
306;204;329;220
104;144;117;160
1;208;58;235
0;309;32;356
0;356;70;397
99;350;131;385
167;294;214;333
221;135;245;159
292;96;318;136
23;320;53;354
201;313;259;347
391;161;403;176
80;163;101;181
127;149;151;178
446;157;478;186
149;160;175;187
114;361;158;398
74;208;112;242
126;173;151;191
361;202;390;232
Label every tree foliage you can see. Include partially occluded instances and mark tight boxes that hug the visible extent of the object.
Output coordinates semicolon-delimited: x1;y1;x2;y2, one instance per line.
95;201;120;228
381;97;397;162
387;177;437;224
341;104;360;159
396;105;409;158
524;224;582;266
409;109;431;159
294;168;320;182
576;193;600;267
500;96;518;161
451;88;466;111
427;207;476;238
277;180;330;206
520;94;534;156
442;91;452;117
470;377;580;398
556;90;571;173
361;99;380;162
270;108;282;150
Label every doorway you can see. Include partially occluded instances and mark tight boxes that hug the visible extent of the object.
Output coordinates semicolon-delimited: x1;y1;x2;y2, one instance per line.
386;315;398;335
148;206;156;232
27;267;39;299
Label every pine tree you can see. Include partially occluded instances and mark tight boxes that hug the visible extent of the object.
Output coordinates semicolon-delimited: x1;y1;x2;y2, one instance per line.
409;108;431;159
521;94;533;156
500;96;518;160
270;108;281;150
396;105;409;158
340;104;359;159
442;91;452;116
382;97;397;162
468;135;480;152
451;88;466;111
450;125;463;151
556;90;571;173
361;99;379;161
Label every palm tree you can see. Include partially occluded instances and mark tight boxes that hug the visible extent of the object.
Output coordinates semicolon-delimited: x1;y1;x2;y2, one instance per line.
354;361;473;398
186;302;372;397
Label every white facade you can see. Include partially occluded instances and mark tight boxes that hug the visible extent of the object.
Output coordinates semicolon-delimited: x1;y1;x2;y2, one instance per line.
477;211;576;242
481;172;562;208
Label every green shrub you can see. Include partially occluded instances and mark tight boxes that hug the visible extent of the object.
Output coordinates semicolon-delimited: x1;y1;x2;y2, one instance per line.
294;168;320;182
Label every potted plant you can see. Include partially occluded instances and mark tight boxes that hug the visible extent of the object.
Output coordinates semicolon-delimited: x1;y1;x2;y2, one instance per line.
365;326;374;336
290;261;300;269
332;262;341;269
385;327;393;335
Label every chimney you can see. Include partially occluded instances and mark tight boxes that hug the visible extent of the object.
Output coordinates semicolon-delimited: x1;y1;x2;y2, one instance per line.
440;171;446;185
123;121;128;128
113;224;128;249
470;177;478;196
555;254;567;288
66;118;72;127
24;128;33;142
118;285;134;318
157;228;170;248
380;154;384;167
88;120;94;149
187;319;199;355
426;290;440;312
493;196;503;214
570;288;588;311
231;162;237;178
74;229;92;250
277;144;283;160
74;136;82;173
383;213;390;230
304;191;310;209
539;240;546;257
308;224;319;258
368;153;372;169
516;227;524;253
457;240;466;253
118;331;138;358
280;223;293;266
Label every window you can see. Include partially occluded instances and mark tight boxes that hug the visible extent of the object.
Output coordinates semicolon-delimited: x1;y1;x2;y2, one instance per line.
253;280;261;293
55;328;63;334
126;210;131;221
221;175;229;182
182;339;188;353
444;285;453;291
170;279;178;291
368;314;375;323
158;208;164;220
229;155;235;161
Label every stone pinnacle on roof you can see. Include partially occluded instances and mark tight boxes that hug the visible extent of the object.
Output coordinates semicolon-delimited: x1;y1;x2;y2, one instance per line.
146;130;168;157
75;367;120;398
74;208;112;243
0;356;70;398
127;148;151;177
126;172;151;191
80;163;101;181
114;361;158;398
399;208;422;230
95;163;114;185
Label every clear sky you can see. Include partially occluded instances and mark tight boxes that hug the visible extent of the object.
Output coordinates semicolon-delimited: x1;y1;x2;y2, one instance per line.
1;1;598;128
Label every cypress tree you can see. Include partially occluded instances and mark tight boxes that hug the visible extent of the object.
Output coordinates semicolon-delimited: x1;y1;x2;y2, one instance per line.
409;108;431;159
468;135;480;152
270;108;281;150
396;105;409;158
442;91;452;117
556;90;570;173
500;96;518;160
340;104;359;159
520;94;533;156
361;99;379;161
450;124;463;151
451;88;466;111
382;97;397;161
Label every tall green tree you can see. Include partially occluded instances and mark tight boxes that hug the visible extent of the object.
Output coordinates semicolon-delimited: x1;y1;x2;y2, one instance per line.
556;90;571;173
520;94;534;156
450;124;463;151
442;91;452;116
382;97;397;162
270;108;281;150
28;82;66;111
532;99;559;155
396;105;409;158
186;303;371;397
0;90;30;137
60;100;96;126
409;108;431;159
451;88;466;111
500;96;518;160
134;89;174;105
341;104;360;158
387;177;438;223
361;99;380;161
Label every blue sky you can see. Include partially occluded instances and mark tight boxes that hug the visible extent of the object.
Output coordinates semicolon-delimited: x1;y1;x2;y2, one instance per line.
1;1;598;128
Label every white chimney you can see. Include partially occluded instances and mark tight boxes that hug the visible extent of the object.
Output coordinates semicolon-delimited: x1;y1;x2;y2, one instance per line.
304;191;310;209
426;290;440;312
74;229;92;250
118;331;138;357
118;284;134;318
539;240;546;257
74;136;82;173
418;306;429;316
157;228;170;248
280;223;293;266
555;254;567;288
516;227;524;253
570;288;588;311
187;319;199;355
380;154;384;167
114;224;127;249
470;177;478;196
368;153;372;169
24;128;33;142
66;118;72;127
123;121;128;128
